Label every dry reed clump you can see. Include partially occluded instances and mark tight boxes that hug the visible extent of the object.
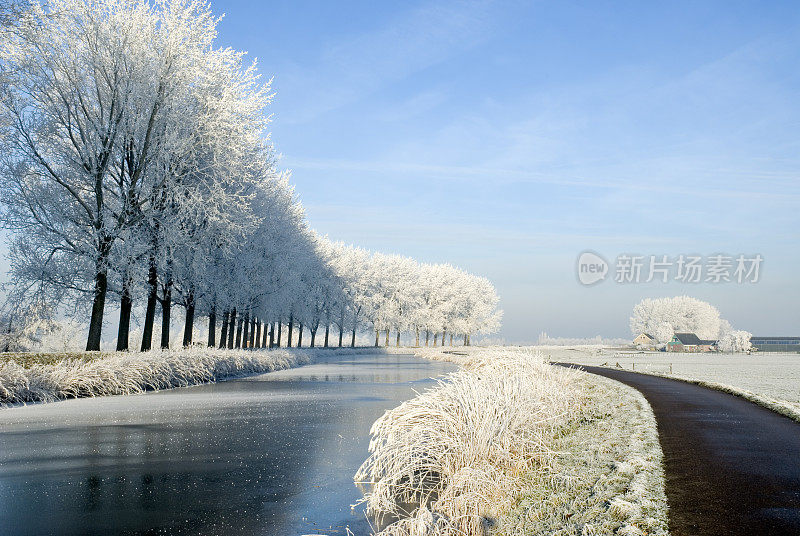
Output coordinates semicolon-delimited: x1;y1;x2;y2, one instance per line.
355;350;588;536
0;347;321;406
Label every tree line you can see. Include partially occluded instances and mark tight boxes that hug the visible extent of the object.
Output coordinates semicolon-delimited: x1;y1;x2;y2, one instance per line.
0;0;502;352
630;296;750;352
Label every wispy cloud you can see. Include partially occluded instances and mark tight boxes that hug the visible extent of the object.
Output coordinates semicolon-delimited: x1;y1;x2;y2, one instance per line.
276;0;496;123
372;89;450;122
286;155;800;201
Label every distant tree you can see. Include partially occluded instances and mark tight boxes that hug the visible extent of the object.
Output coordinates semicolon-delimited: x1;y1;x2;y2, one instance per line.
716;320;752;353
717;330;752;353
630;296;721;343
630;295;753;350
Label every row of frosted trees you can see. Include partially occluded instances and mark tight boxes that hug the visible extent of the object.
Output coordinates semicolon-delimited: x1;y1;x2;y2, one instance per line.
0;0;502;352
203;241;502;352
0;0;282;350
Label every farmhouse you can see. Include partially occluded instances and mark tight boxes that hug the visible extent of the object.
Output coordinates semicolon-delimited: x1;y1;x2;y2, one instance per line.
749;337;800;353
666;332;717;353
633;333;657;349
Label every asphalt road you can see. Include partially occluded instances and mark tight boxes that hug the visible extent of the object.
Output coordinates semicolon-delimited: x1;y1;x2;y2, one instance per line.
560;364;800;536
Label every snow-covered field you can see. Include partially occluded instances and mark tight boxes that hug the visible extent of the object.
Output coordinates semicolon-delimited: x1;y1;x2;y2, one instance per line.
357;347;668;536
0;347;379;406
545;346;800;419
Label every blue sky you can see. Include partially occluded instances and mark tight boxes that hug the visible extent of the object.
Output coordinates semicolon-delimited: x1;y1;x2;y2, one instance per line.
4;0;800;342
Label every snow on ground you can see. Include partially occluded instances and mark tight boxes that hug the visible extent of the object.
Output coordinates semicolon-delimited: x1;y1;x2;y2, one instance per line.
544;346;800;420
359;347;668;536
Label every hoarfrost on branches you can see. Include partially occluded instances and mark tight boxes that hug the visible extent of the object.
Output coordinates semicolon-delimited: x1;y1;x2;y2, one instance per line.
630;296;750;351
0;0;503;353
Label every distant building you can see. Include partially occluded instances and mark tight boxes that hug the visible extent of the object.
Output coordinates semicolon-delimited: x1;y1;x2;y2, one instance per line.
633;333;657;348
749;337;800;353
698;339;718;352
667;332;717;353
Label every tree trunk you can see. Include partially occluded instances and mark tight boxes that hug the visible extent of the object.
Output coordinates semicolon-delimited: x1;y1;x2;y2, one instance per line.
463;333;468;346
324;324;329;347
425;330;430;347
450;333;453;346
86;240;112;351
374;330;379;347
207;310;216;348
242;312;250;349
269;322;275;348
159;287;172;350
433;333;438;347
338;323;344;347
276;321;282;347
182;295;195;347
442;329;447;347
297;323;303;347
415;327;420;347
396;330;401;347
228;308;236;348
116;275;133;351
287;314;294;347
310;328;316;348
352;328;357;348
158;259;174;350
2;315;11;353
140;259;158;351
249;316;256;348
219;310;229;349
384;329;389;347
235;312;243;348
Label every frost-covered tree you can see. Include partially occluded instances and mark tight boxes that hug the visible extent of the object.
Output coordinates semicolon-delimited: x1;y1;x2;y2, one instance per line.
630;296;722;343
0;295;58;352
0;0;278;351
716;319;752;353
328;243;373;347
344;252;502;348
0;0;504;353
0;0;244;350
630;296;751;350
717;330;752;353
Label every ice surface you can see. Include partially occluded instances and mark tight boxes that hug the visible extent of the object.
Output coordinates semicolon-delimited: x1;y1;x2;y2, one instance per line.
0;352;456;536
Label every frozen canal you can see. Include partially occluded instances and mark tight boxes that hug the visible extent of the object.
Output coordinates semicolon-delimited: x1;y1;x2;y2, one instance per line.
0;352;456;536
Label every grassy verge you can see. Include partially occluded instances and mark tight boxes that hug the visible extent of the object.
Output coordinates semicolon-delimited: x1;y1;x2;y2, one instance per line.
506;372;667;536
0;351;107;368
0;346;380;407
357;347;668;536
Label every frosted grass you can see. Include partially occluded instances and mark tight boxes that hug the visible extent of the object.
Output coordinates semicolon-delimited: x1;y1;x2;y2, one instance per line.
0;347;380;406
356;347;668;536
